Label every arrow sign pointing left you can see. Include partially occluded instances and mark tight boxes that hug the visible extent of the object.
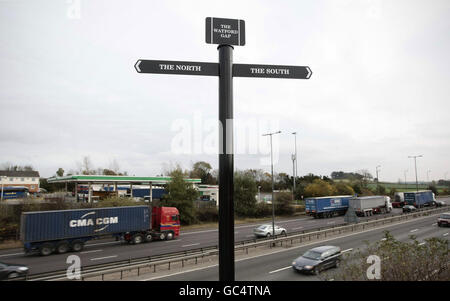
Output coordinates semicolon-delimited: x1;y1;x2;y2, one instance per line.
135;60;219;76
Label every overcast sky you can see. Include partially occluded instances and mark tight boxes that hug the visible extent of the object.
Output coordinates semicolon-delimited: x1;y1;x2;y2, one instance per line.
1;0;449;182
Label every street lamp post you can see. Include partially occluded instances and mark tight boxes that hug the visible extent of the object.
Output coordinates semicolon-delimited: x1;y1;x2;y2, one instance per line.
408;155;423;192
404;169;408;190
258;186;261;203
1;176;5;202
376;165;381;192
292;132;298;201
263;130;281;238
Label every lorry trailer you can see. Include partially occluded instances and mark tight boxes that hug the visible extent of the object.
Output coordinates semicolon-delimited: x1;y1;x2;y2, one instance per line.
349;195;392;217
404;190;435;208
305;195;353;218
20;205;180;256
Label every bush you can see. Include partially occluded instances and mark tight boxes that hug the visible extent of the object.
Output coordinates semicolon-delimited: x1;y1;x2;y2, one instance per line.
304;179;337;198
253;202;273;218
326;231;450;281
334;182;355;195
275;192;295;216
196;207;218;223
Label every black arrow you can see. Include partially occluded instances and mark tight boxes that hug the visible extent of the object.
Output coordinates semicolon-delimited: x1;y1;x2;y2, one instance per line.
233;64;312;79
135;60;219;76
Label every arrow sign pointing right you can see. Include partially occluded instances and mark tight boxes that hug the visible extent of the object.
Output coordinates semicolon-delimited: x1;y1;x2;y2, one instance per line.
233;64;312;79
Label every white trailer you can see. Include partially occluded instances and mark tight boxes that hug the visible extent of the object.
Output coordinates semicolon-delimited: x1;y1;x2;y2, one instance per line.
349;196;392;216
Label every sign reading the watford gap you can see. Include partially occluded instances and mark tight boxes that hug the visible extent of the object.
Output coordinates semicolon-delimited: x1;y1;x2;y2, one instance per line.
205;17;245;46
234;64;312;79
135;60;218;76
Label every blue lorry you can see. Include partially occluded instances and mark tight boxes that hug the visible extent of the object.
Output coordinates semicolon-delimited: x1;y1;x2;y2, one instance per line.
305;195;353;218
404;190;435;208
20;205;180;256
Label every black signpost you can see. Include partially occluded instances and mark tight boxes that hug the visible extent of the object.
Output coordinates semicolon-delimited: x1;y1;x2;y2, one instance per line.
135;17;312;281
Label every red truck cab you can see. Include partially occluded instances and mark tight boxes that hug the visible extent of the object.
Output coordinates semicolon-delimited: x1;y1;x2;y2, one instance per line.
152;206;180;238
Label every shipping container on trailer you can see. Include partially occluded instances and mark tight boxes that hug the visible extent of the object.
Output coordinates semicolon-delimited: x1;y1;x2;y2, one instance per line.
20;205;180;256
404;190;435;208
305;195;353;218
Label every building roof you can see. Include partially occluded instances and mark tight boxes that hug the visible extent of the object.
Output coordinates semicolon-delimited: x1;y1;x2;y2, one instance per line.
0;170;40;177
47;175;201;185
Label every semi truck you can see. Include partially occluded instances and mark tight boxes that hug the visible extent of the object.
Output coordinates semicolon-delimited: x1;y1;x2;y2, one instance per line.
404;190;435;208
349;196;392;216
305;195;353;218
392;192;405;208
20;205;180;256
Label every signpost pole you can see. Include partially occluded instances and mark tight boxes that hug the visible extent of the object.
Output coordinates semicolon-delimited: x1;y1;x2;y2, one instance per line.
218;44;234;281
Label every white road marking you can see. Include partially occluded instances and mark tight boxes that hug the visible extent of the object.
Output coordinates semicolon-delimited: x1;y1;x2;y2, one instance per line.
0;252;24;258
182;243;200;247
88;241;119;247
90;255;118;261
443;233;449;237
432;223;437;226
80;249;102;254
380;238;387;241
410;229;419;233
269;266;291;274
418;242;426;246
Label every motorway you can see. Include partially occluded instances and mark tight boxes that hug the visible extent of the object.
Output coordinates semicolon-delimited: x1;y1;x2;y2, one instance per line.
0;197;448;276
140;210;450;281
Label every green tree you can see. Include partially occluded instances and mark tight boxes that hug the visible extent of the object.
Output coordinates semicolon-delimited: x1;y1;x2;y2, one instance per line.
161;168;199;225
56;168;64;177
334;182;355;195
304;179;337;198
275;192;295;215
190;161;216;184
234;170;258;217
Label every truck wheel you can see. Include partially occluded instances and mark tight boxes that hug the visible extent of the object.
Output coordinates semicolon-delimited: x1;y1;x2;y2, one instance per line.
132;234;144;244
71;240;84;252
56;241;69;254
159;232;166;240
144;233;153;242
166;232;174;240
39;243;54;256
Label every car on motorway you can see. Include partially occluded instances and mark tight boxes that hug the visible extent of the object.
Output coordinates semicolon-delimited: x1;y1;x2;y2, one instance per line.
435;201;446;207
292;245;341;275
437;212;450;227
402;205;417;213
253;224;286;238
0;261;29;280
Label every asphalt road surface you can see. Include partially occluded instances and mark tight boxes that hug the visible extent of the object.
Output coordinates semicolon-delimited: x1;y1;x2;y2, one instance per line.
0;197;448;276
140;210;450;281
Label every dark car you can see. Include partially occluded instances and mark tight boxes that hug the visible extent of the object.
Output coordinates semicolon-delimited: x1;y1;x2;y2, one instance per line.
0;261;29;280
292;245;341;275
403;205;417;213
437;212;450;227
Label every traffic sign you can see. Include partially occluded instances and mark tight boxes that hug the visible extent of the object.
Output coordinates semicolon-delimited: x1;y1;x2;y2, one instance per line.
205;17;245;46
135;60;218;76
233;64;312;79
